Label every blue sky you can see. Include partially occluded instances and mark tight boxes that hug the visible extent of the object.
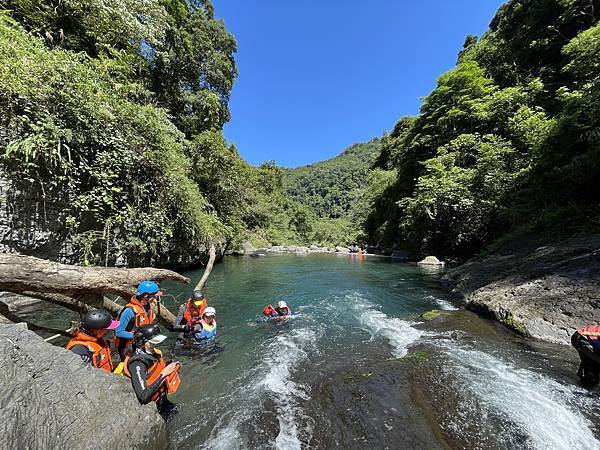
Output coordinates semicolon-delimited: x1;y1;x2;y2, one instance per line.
212;1;505;168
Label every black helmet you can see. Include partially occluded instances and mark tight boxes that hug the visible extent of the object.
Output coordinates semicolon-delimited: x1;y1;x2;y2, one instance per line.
82;310;114;330
193;290;205;300
135;324;167;345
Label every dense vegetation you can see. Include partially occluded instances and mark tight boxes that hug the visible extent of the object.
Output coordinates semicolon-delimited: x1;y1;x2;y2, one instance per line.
0;1;352;265
285;139;380;218
364;0;600;259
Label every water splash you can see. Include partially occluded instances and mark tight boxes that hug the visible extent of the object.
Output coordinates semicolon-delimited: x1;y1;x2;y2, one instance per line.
437;340;600;449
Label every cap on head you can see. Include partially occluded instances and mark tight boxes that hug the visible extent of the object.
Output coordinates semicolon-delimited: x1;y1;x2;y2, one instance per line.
136;280;161;297
204;307;216;317
277;301;288;309
82;309;119;331
136;324;167;345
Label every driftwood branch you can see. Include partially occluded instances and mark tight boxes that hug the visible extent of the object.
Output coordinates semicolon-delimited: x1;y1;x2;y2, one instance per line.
194;244;216;292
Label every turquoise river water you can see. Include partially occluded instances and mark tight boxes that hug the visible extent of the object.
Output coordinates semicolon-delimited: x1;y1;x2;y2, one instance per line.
153;253;600;449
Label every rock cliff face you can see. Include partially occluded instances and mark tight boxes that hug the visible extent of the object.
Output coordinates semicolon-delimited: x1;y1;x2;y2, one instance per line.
0;321;167;449
0;171;74;262
0;170;224;268
443;234;600;344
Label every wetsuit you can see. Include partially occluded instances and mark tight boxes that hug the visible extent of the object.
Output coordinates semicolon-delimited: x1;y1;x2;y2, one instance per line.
69;343;94;364
125;350;177;417
572;326;600;386
174;302;202;339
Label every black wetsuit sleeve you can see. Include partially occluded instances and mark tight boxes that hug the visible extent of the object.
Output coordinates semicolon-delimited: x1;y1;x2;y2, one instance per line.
70;344;92;364
128;360;165;404
165;305;188;332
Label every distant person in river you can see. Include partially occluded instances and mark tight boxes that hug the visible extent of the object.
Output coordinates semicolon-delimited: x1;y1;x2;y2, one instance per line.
67;309;119;372
193;307;217;342
115;280;161;361
124;324;181;418
349;243;359;253
571;325;600;386
175;290;208;340
263;301;291;318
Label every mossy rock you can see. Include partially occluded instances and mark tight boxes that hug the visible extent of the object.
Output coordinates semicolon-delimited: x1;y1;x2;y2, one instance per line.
399;351;429;362
504;313;527;335
421;310;441;321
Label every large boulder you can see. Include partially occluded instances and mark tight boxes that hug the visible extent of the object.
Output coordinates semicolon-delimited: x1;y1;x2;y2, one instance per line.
417;256;445;266
242;240;257;255
335;246;350;253
0;322;167;449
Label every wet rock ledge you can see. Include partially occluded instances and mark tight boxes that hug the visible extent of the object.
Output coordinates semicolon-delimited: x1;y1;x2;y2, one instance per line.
443;234;600;344
0;320;166;449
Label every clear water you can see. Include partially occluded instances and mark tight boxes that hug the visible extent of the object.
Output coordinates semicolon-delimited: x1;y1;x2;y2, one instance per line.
153;254;600;449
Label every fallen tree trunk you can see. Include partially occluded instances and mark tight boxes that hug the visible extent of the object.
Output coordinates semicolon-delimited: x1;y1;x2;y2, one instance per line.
0;254;190;299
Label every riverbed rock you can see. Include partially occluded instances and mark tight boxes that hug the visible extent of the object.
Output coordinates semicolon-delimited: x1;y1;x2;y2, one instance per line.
310;244;319;251
443;234;600;344
0;322;167;449
417;256;445;266
335;246;350;253
242;240;257;255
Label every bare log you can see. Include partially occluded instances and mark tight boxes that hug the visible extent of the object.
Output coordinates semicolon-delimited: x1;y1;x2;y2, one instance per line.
0;254;190;299
193;244;217;292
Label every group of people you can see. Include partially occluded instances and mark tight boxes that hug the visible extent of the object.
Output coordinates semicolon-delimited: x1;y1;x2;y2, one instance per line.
66;281;218;417
348;242;368;254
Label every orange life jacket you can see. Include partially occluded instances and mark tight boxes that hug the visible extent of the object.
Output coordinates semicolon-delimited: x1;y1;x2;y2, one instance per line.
123;350;181;401
183;300;204;326
578;325;600;340
67;332;114;373
115;298;157;349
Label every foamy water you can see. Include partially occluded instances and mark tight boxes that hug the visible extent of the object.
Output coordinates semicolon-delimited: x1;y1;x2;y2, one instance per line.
437;341;600;449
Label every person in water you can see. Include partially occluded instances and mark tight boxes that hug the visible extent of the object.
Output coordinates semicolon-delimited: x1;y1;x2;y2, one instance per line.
193;307;217;342
263;301;291;318
572;325;600;386
175;290;208;340
124;324;181;418
115;280;161;361
67;309;119;373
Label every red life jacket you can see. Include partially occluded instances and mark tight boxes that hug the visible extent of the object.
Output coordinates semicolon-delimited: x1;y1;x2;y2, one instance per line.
183;300;204;326
114;298;157;349
67;332;114;373
123;349;180;401
578;325;600;340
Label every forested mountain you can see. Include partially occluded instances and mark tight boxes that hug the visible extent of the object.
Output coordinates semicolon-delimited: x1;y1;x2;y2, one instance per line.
363;0;600;259
285;139;380;219
0;0;349;265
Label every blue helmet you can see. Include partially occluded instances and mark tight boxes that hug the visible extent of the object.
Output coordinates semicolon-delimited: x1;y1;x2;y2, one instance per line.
136;280;160;296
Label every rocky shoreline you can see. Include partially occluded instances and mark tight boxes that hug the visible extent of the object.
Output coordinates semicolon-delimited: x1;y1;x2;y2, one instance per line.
442;234;600;344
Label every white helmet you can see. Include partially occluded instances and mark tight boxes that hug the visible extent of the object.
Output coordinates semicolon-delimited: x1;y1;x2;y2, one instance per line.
278;301;288;309
204;307;216;317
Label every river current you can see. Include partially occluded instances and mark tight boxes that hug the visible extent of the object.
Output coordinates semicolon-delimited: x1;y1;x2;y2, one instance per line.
154;253;600;449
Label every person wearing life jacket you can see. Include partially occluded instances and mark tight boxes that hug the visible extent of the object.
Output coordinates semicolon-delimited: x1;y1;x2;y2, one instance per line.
572;325;600;386
275;300;291;316
124;324;181;417
115;280;161;361
66;309;119;373
263;301;291;318
175;290;207;340
193;307;217;342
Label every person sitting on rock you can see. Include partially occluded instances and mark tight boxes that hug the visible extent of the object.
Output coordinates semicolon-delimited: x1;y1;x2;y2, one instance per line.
174;290;207;340
115;280;161;361
193;307;217;342
124;324;181;418
572;325;600;387
66;309;119;373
